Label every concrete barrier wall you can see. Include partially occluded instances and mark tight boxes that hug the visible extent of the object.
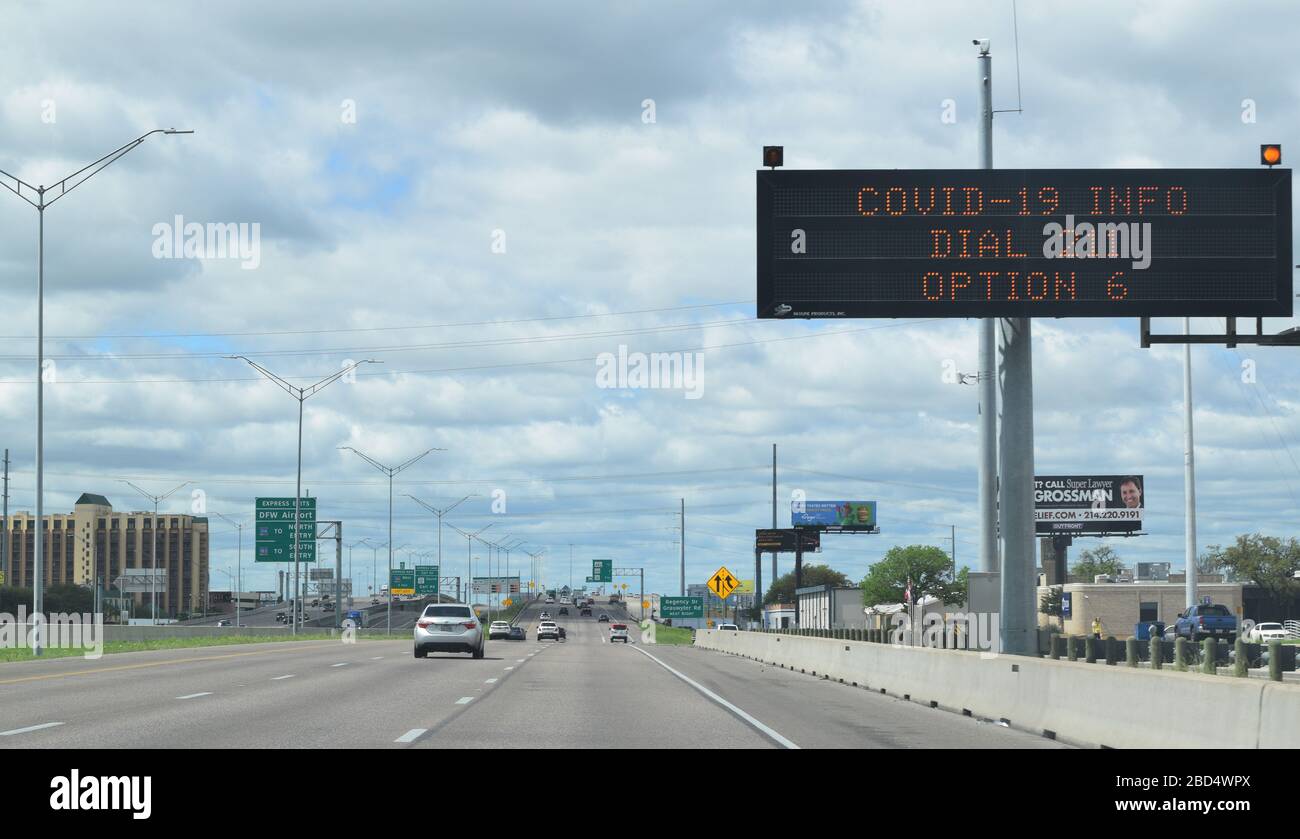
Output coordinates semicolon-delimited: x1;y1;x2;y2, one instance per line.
696;630;1300;748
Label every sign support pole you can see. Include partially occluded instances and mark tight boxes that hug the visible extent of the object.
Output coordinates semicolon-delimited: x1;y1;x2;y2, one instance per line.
794;531;803;628
1183;317;1199;608
998;315;1037;655
977;42;999;576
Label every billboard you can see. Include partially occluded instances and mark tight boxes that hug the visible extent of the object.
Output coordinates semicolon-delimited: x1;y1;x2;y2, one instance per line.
1034;475;1144;535
114;570;168;593
757;168;1292;319
791;501;878;532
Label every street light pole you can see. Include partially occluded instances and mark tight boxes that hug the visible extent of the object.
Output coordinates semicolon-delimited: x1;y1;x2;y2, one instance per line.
0;128;193;654
340;447;441;632
121;481;189;625
229;357;380;635
214;513;246;628
406;494;478;595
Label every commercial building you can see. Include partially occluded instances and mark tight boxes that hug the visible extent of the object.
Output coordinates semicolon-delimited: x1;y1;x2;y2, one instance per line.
795;584;868;630
1036;582;1243;638
1;492;209;616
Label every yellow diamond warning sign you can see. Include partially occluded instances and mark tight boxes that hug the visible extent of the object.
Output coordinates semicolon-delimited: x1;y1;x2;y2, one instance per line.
708;566;740;600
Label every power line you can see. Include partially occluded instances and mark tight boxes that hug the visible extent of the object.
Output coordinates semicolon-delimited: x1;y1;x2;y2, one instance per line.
0;318;946;384
0;299;755;341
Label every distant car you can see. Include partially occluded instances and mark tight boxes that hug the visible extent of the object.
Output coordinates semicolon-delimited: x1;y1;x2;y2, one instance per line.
372;598;381;605
609;623;630;643
598;614;610;623
537;621;560;641
217;619;232;627
580;607;592;616
508;626;526;641
1248;622;1288;643
539;612;551;621
322;603;335;612
310;599;320;607
345;609;365;627
488;621;512;641
717;623;739;631
545;598;555;604
415;604;484;659
559;607;569;616
558;627;567;641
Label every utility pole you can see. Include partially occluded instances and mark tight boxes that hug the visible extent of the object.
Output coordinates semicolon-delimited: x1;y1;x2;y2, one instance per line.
680;499;686;596
230;357;379;634
0;128;192;655
1183;317;1198;608
339;446;441;633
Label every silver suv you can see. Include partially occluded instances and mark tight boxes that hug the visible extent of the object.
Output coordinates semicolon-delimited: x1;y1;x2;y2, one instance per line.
415;604;484;659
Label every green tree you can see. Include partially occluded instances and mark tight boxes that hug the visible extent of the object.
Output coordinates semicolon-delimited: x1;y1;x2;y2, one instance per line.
1039;585;1065;630
1071;545;1125;581
1201;533;1300;600
860;545;967;607
762;564;850;606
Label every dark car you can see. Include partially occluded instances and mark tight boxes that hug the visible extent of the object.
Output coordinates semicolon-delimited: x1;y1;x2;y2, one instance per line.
508;626;526;641
598;614;610;622
580;607;592;616
559;607;569;616
558;627;567;641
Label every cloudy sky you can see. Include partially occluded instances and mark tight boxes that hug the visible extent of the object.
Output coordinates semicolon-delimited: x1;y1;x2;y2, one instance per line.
0;0;1296;600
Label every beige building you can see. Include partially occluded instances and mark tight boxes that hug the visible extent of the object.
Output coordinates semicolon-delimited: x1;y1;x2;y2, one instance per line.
1;492;209;616
1037;582;1243;638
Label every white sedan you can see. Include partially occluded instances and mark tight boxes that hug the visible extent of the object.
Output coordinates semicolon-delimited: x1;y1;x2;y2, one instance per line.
1247;622;1288;643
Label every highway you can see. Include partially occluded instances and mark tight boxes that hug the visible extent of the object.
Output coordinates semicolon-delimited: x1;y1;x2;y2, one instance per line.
0;598;1068;749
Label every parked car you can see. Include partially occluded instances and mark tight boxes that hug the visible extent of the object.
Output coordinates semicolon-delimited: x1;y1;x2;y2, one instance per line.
414;603;484;659
609;623;630;643
508;626;526;641
1247;621;1289;643
1172;603;1237;642
488;621;512;641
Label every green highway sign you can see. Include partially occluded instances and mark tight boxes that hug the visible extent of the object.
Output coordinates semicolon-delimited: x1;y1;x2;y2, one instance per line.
660;596;704;619
255;497;317;563
390;569;415;596
592;559;612;582
415;565;440;596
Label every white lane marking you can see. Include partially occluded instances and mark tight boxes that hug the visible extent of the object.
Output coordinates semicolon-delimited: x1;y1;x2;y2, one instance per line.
370;656;384;660
516;659;526;663
395;728;426;743
455;696;474;705
176;692;213;700
628;646;800;750
0;722;64;737
272;675;296;681
331;663;349;668
503;666;514;671
484;678;498;684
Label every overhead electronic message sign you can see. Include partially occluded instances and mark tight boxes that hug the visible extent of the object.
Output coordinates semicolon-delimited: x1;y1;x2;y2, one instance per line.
1035;475;1144;535
757;169;1292;318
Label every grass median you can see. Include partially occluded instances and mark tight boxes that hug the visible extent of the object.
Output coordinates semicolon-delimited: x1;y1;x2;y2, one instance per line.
0;631;410;663
647;624;694;646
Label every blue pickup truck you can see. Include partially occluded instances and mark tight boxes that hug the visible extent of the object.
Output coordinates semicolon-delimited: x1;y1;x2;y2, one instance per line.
1172;603;1237;642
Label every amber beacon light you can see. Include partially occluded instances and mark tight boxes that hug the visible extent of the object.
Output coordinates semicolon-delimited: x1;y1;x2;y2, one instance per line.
1261;144;1282;167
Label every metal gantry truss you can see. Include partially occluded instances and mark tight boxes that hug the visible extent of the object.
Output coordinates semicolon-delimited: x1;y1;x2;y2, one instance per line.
612;567;645;621
1140;317;1300;348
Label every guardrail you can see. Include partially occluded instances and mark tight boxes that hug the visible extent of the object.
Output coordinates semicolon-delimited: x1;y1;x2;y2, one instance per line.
1286;620;1300;639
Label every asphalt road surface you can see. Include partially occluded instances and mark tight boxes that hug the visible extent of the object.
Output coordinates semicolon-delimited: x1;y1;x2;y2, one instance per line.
0;598;1069;749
